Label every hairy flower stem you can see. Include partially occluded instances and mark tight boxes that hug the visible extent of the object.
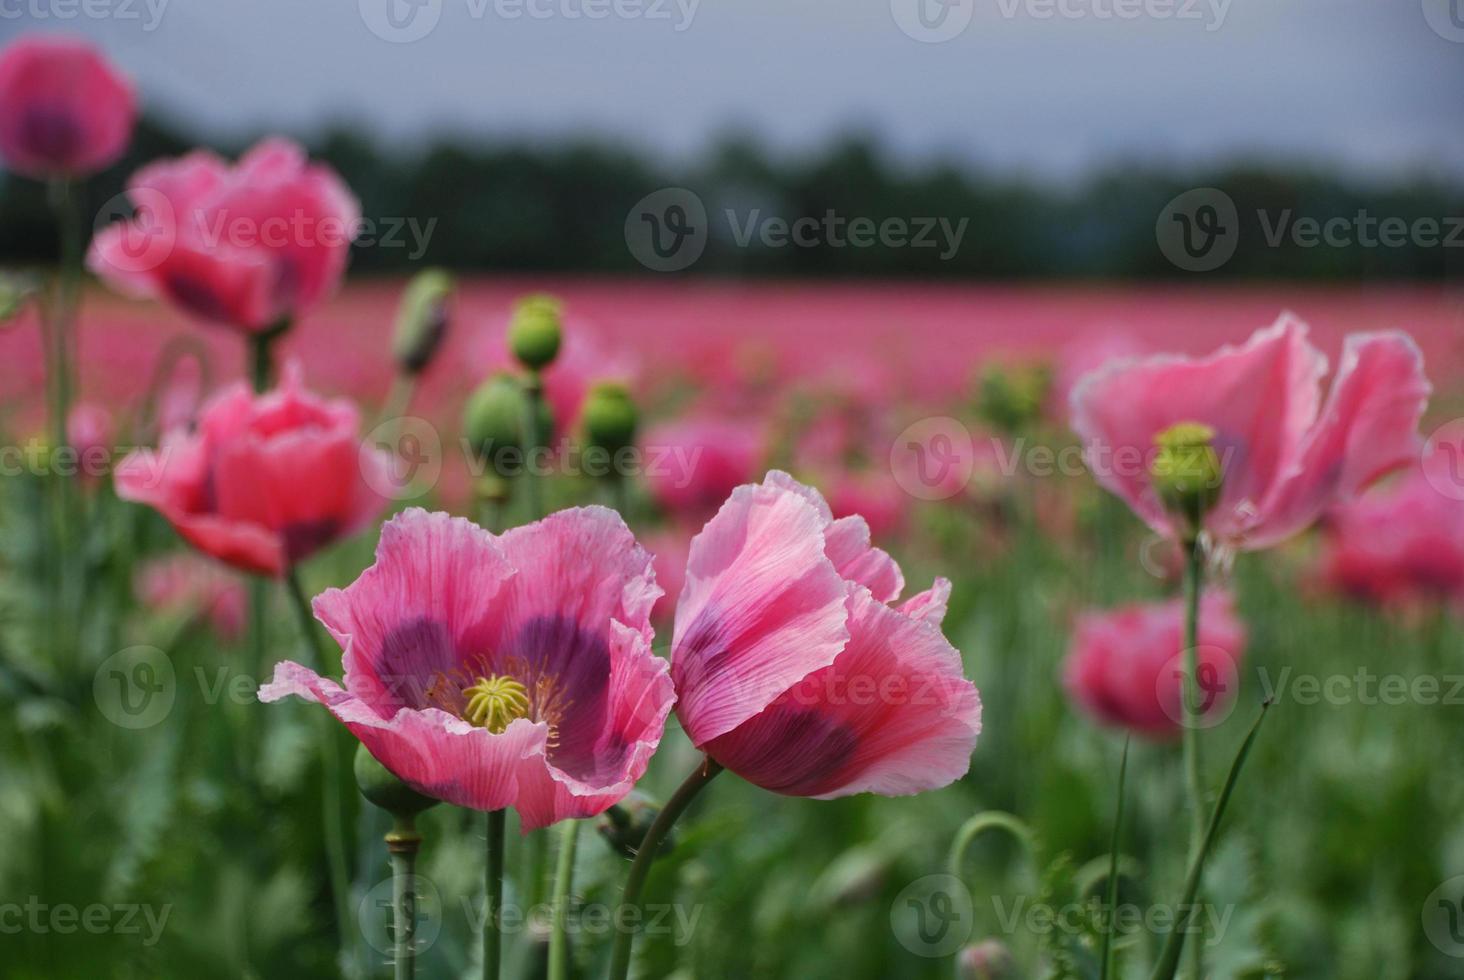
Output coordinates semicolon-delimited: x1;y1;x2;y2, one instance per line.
284;566;357;976
484;809;507;980
606;758;723;980
387;816;423;980
522;372;545;521
46;179;82;665
1180;536;1205;980
547;819;580;980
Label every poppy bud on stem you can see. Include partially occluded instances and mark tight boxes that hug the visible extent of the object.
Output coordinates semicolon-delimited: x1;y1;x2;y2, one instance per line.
581;382;639;514
383;270;454;429
506;295;562;521
355;745;438;980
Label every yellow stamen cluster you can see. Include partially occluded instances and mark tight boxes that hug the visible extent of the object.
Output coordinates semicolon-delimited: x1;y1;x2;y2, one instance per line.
462;675;531;733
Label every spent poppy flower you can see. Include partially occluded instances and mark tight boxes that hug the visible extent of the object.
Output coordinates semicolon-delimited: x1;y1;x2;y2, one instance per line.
114;362;389;576
88;137;359;333
1062;591;1247;738
643;416;766;524
1070;315;1429;549
135;553;247;640
670;472;980;798
258;506;676;830
0;36;136;179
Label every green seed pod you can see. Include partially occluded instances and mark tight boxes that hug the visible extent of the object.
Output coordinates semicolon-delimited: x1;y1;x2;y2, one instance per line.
391;269;454;374
464;373;528;460
580;382;638;456
1150;421;1224;538
507;294;563;371
353;743;439;817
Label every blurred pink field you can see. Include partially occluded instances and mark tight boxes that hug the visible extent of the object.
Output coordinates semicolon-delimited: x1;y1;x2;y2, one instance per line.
5;279;1463;430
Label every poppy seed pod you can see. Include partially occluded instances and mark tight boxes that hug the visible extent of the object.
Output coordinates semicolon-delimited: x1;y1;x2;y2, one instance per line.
354;743;440;817
464;373;529;464
508;295;563;371
581;383;638;456
595;791;672;859
1149;421;1224;539
392;269;453;375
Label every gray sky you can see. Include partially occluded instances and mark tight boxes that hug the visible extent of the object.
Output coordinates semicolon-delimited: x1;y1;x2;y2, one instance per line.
9;0;1464;183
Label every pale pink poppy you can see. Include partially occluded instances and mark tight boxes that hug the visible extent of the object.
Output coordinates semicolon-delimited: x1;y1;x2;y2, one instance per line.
114;362;389;576
135;553;247;640
642;416;766;524
259;506;676;830
671;472;980;798
1063;592;1247;739
88;137;359;333
0;36;135;178
1070;315;1429;549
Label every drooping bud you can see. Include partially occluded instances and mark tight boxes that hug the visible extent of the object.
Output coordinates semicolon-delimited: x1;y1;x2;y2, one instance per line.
975;361;1050;435
353;743;439;818
1150;421;1224;537
595;791;671;859
391;269;454;375
957;941;1020;980
507;294;563;371
580;382;639;457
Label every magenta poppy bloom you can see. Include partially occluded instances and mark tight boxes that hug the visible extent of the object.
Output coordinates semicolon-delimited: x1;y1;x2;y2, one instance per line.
88;137;359;333
259;507;676;829
670;472;981;798
114;363;389;576
0;36;136;179
1070;316;1430;550
642;417;766;523
1063;592;1247;738
135;553;247;640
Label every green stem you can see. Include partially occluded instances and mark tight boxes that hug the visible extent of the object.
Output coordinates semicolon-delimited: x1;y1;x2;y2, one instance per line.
606;759;723;980
1099;739;1131;980
522;373;545;521
483;809;507;980
547;820;580;980
388;816;423;980
283;567;356;976
46;178;83;666
946;810;1040;880
380;373;417;429
1180;537;1204;980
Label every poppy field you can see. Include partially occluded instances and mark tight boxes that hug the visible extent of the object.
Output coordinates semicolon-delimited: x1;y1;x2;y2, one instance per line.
4;30;1464;980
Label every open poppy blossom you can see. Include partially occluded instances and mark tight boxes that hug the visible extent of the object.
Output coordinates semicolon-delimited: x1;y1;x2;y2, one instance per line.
1070;315;1430;550
0;35;136;179
114;363;388;576
1062;591;1247;738
88;137;359;333
258;507;675;830
670;472;980;798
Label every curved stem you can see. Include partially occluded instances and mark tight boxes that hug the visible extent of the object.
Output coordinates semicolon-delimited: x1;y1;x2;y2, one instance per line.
1180;537;1205;980
946;810;1040;880
547;820;580;980
606;758;723;980
483;809;507;980
387;816;423;980
283;567;355;975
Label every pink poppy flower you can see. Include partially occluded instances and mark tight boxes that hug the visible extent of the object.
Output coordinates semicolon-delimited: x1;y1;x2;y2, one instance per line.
670;472;980;798
1062;592;1247;739
258;506;676;830
135;553;247;640
1318;463;1464;609
642;416;766;523
1070;315;1429;550
113;362;389;576
0;36;135;179
88;137;359;333
642;526;690;625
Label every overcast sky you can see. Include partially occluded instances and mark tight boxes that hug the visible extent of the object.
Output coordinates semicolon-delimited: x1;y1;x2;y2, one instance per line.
9;0;1464;183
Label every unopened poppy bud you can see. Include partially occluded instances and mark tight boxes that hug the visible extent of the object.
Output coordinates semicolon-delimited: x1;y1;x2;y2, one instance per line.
581;383;638;456
976;361;1050;435
1150;421;1223;537
353;743;439;818
392;269;453;374
595;791;672;859
957;940;1020;980
508;294;563;371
